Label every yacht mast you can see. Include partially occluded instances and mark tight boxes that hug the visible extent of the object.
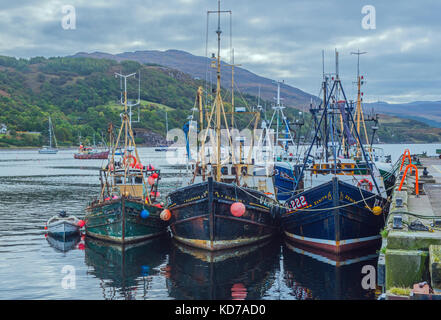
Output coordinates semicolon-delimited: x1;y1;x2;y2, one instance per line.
48;117;52;148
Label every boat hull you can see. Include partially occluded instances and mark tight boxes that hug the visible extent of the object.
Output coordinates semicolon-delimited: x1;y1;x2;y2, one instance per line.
85;198;168;244
155;148;177;152
273;163;302;202
74;150;109;159
282;177;387;254
379;167;396;196
47;221;80;238
167;178;281;251
39;149;58;154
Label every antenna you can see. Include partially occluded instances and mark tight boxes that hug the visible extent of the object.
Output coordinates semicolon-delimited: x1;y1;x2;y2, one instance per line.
114;72;140;125
351;49;367;79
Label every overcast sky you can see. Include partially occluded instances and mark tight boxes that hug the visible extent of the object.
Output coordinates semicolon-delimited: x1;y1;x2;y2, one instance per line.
0;0;440;103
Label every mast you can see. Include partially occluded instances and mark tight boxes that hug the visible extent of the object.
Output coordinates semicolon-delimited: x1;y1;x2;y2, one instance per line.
226;49;241;129
215;0;222;181
165;111;168;139
48;117;52;148
350;49;369;157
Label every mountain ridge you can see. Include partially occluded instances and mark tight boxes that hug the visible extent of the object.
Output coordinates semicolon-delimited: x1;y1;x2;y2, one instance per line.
71;49;318;109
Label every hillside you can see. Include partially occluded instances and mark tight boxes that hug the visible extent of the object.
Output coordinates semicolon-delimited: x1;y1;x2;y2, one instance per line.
71;49;318;108
365;101;441;128
0;55;261;147
0;55;440;148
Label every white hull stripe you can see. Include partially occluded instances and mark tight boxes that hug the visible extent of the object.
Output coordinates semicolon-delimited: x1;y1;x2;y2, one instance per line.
284;231;381;246
285;242;378;266
86;230;165;243
173;234;273;251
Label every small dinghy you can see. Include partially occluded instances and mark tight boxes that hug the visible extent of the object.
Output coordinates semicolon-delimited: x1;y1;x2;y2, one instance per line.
46;211;84;238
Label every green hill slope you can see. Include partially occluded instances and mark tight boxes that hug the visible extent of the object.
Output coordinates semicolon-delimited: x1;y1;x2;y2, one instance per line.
0;55;440;148
0;56;257;147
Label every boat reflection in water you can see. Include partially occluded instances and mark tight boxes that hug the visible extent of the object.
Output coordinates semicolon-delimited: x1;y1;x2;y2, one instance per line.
46;233;82;253
283;240;378;300
84;236;169;299
166;239;280;300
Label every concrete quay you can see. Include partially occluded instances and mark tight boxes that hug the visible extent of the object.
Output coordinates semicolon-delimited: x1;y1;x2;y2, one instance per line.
378;156;441;300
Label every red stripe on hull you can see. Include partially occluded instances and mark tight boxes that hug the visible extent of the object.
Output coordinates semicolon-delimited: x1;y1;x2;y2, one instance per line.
285;234;381;254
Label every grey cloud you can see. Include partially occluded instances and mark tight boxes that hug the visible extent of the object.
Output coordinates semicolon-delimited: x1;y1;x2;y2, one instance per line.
0;0;439;102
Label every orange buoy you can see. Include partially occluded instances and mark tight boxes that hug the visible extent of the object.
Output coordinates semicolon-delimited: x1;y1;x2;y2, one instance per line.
160;209;171;221
230;202;246;217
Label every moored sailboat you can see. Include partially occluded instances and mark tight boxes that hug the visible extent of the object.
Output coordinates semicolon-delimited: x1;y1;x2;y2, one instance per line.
38;116;58;154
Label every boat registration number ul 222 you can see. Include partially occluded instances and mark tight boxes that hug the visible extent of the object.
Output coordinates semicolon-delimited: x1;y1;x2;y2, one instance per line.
286;195;308;210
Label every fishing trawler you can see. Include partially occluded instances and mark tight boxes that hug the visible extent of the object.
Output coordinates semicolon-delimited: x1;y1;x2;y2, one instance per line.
166;1;281;251
74;132;109;159
74;146;109;159
260;81;304;202
281;51;389;254
38;116;58;154
85;72;168;243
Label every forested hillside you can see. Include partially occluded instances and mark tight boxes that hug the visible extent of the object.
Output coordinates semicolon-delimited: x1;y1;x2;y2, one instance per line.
0;56;260;147
0;55;440;148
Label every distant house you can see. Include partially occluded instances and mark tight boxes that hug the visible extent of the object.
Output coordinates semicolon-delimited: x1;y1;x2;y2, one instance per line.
0;124;7;134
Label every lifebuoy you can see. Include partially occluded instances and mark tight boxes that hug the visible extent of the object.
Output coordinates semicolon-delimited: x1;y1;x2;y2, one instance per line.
357;178;373;192
123;155;137;168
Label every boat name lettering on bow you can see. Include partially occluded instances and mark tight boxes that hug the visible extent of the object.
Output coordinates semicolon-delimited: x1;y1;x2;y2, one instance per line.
288;196;308;210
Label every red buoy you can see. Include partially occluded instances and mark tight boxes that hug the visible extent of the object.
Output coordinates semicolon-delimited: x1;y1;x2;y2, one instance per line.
135;163;143;170
151;172;159;179
230;202;246;217
147;176;155;185
150;191;160;197
77;220;85;228
231;283;247;300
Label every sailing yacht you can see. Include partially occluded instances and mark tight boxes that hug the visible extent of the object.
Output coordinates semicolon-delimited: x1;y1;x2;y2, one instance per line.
155;111;177;152
38;116;58;154
281;52;389;254
166;1;280;251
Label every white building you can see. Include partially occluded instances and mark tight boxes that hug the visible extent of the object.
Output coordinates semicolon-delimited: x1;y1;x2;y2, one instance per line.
0;124;7;134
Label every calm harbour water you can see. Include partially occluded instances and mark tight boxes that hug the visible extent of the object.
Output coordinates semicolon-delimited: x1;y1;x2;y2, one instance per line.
0;144;439;300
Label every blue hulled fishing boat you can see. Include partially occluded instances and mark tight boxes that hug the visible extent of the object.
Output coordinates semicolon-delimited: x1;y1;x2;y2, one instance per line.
281;51;389;254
